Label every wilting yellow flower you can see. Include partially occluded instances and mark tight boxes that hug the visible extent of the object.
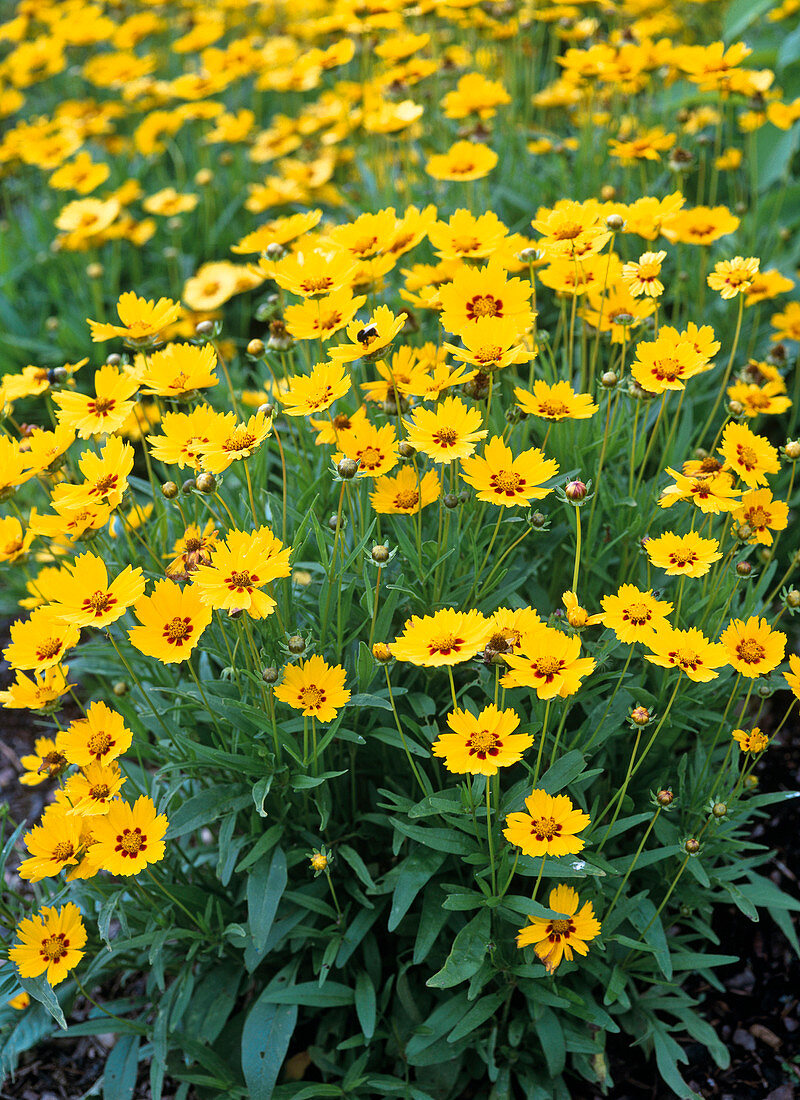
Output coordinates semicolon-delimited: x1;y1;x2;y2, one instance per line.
0;665;72;711
19;734;68;786
732;727;769;754
516;884;601;973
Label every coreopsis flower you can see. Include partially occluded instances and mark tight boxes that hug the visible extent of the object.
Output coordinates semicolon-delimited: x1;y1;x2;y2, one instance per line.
165;520;220;580
231;210;322;254
720;617;786;678
285;289;368;343
531;199;610;259
56;196;119;240
18;804;85;881
733;488;789;545
719;422;781;488
432;705;532;775
49;552;145;629
328;305;406;364
658;468;740;514
54;435;134;512
310;405;368;447
9;903;86;986
580;281;656;343
327;209;399;262
561;592;602;629
19;565;68;610
644;625;727;682
661;205;740;246
278;361;350;416
516;884;601;974
503;789;591;858
87;796;168;876
128;578;213;664
88;291;182;344
3;608;81;673
0;436;37;498
23;425;76;476
707;256;760;299
425;140;498;182
0;515;34;563
403;396;487;464
732;727;769;753
727;380;791;418
58;760;126;817
428;209;508;263
19;735;68;786
273;654;350;722
50;152;109;193
50;366;139;438
362;349;432;405
335;421;399;478
538;253;620;298
501;624;596;699
600;585;673;644
460;437;559;507
514;380;598;420
136;343;218;398
444;317;535;372
60;701;133;767
0;665;72;711
771;301;800;342
484;607;543;657
645;531;723;577
609;125;676;164
391;608;489;667
744;268;794;306
785;653;800;699
142;188;198;216
386;204;438;258
441;72;511;119
369;466;441;515
438;259;533;337
147;404;221;470
621;251;667;297
630;331;707;393
258;248;357;299
197;408;272;474
193;527;291;619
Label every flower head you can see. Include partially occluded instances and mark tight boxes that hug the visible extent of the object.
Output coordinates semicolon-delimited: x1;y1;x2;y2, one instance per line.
503;789;591;858
433;705;532;775
402;396;487;464
707;256;760;299
460;436;558;507
88;291;181;344
719;616;785;678
86;795;168;876
10;903;86;986
732;727;769;754
273;654;350;723
600;584;673;644
501;624;596;699
719;422;780;488
644;625;727;682
369;466;441;515
60;701;133;767
50;552;145;629
3;608;81;673
516;884;601;973
644;531;723;577
514;380;598;421
128;578;213;664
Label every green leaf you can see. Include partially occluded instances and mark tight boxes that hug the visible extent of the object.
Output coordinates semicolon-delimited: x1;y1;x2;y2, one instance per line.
252;776;272;816
406;993;471;1059
241;995;297;1100
338;844;377;891
259;980;355;1007
388;848;446;931
18;974;66;1030
723;0;775;38
248;846;288;951
290;769;348;790
166;785;250;839
390;817;474;855
427;910;491;989
653;1025;701;1100
537;750;587;795
534;1007;566;1078
447;990;506;1043
103;1033;140;1100
355;971;377;1040
414;884;450;964
236;824;284;873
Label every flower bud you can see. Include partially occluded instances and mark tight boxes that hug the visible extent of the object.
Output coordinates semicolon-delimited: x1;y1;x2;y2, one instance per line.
372;642;392;663
287;635;306;654
262;666;279;684
336;457;359;480
786;589;800;608
309;850;328;872
601;370;618;388
736;561;752;578
196;320;215;337
247;338;265;358
181;478;196;495
328;513;345;532
656;788;674;807
605;213;625;231
735;523;753;542
106;353;122;367
195;472;217;494
113;680;129;697
684;837;701;855
371;545;390;564
630;705;651;726
86;262;104;279
565;479;587;502
265;242;286;261
600;184;616;200
728;400;745;418
784;440;800;460
531;511;546;528
711;802;728;818
258;403;275;417
443;493;460;509
161;481;179;499
744;774;758;790
398;441;416;459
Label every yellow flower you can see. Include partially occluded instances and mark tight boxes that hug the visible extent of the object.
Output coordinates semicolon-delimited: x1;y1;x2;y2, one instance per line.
644;531;723;577
279;361;351;416
58;760;126;817
147;404;222;470
392;608;489;667
514;380;598;420
0;515;34;563
501;624;596;699
460;436;559;507
561;591;602;629
19;735;68;786
719;422;781;488
428;208;508;263
18;804;85;882
516;884;601;973
0;665;72;711
719;616;785;678
136;342;219;398
88;291;182;344
259;248;356;299
50;435;134;512
273;654;350;723
732;727;769;753
600;584;673;643
621;250;667;297
733;488;789;545
10;903;86;986
630;330;708;394
658;467;740;514
426;140;498;182
328;305;406;364
707;256;760;299
142;187;199;216
644;625;727;682
369;466;441;515
50;552;145;629
87;796;168;876
403;396;487;464
284;288;367;342
335;420;399;478
50;151;110;194
193;527;292;619
49;365;139;438
60;701;134;767
197;408;273;475
438;258;533;337
432;705;531;776
444;316;535;372
128;578;213;664
503;789;591;858
785;653;800;699
3;607;81;673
